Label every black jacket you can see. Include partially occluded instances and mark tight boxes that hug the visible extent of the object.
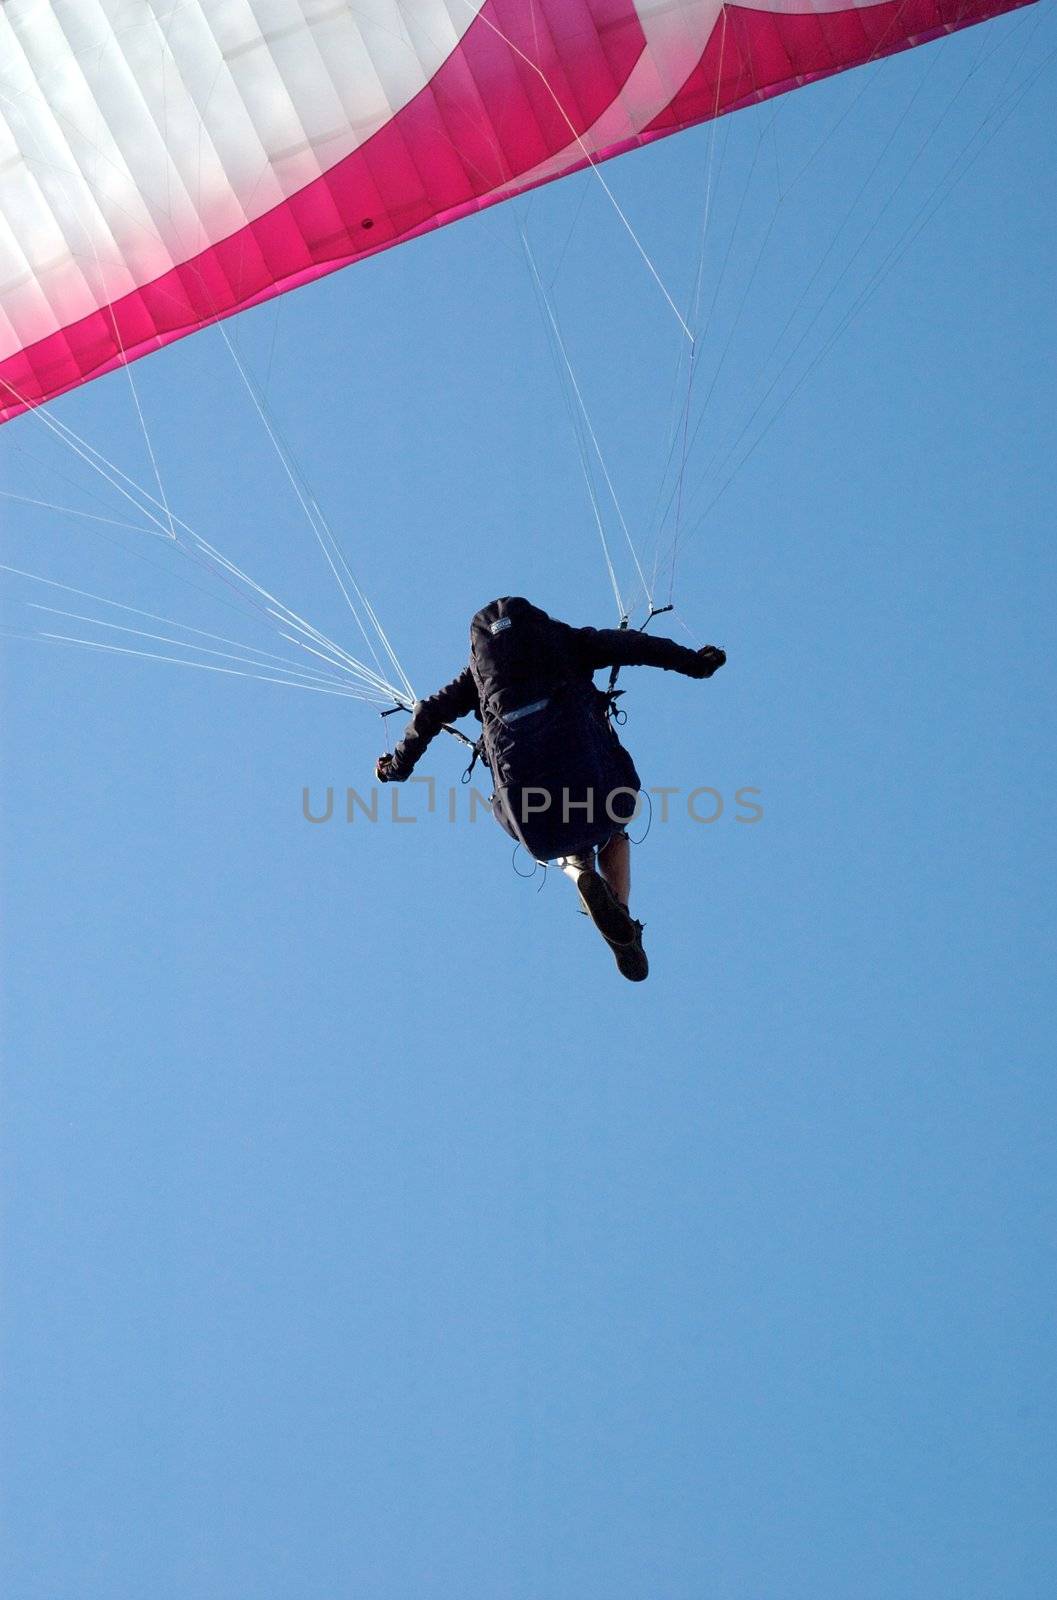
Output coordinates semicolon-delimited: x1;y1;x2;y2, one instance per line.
387;618;706;781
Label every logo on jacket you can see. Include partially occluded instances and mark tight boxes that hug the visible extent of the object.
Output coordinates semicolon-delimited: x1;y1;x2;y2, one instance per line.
489;617;512;634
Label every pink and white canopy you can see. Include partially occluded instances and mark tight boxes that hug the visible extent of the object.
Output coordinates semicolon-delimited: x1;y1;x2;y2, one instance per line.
0;0;1033;424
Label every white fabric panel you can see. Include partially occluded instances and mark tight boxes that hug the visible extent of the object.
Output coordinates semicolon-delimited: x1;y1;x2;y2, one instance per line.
0;0;486;361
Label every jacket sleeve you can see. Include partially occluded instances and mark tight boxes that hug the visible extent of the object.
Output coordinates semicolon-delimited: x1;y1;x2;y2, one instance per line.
566;624;706;678
387;668;479;779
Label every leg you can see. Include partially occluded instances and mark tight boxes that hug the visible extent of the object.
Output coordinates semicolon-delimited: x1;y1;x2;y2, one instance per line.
597;830;631;908
559;848;595;887
596;829;646;980
560;836;635;939
559;836;647;981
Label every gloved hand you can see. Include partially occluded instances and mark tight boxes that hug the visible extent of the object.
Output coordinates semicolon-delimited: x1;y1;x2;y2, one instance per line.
693;645;726;679
375;753;402;782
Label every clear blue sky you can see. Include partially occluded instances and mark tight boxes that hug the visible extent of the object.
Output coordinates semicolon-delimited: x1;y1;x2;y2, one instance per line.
2;11;1055;1598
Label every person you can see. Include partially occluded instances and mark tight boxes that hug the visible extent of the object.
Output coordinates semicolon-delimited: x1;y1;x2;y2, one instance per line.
376;597;725;981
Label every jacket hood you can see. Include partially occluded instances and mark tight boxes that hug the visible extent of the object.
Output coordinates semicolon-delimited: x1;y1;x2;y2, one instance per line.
470;596;550;640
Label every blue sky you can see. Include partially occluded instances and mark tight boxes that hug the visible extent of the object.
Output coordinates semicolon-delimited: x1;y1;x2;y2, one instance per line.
2;10;1055;1598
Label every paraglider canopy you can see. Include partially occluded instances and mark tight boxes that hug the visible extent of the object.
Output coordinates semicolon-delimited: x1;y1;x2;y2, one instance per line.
0;0;1034;423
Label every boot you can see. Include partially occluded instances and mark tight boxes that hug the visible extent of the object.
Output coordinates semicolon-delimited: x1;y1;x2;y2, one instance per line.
606;917;648;982
574;865;636;945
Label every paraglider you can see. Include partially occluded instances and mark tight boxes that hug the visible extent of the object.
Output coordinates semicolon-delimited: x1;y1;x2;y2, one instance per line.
0;0;1042;980
376;596;726;980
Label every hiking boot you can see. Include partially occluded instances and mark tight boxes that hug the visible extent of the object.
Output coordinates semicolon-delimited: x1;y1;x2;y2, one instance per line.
575;867;636;945
606;918;649;982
